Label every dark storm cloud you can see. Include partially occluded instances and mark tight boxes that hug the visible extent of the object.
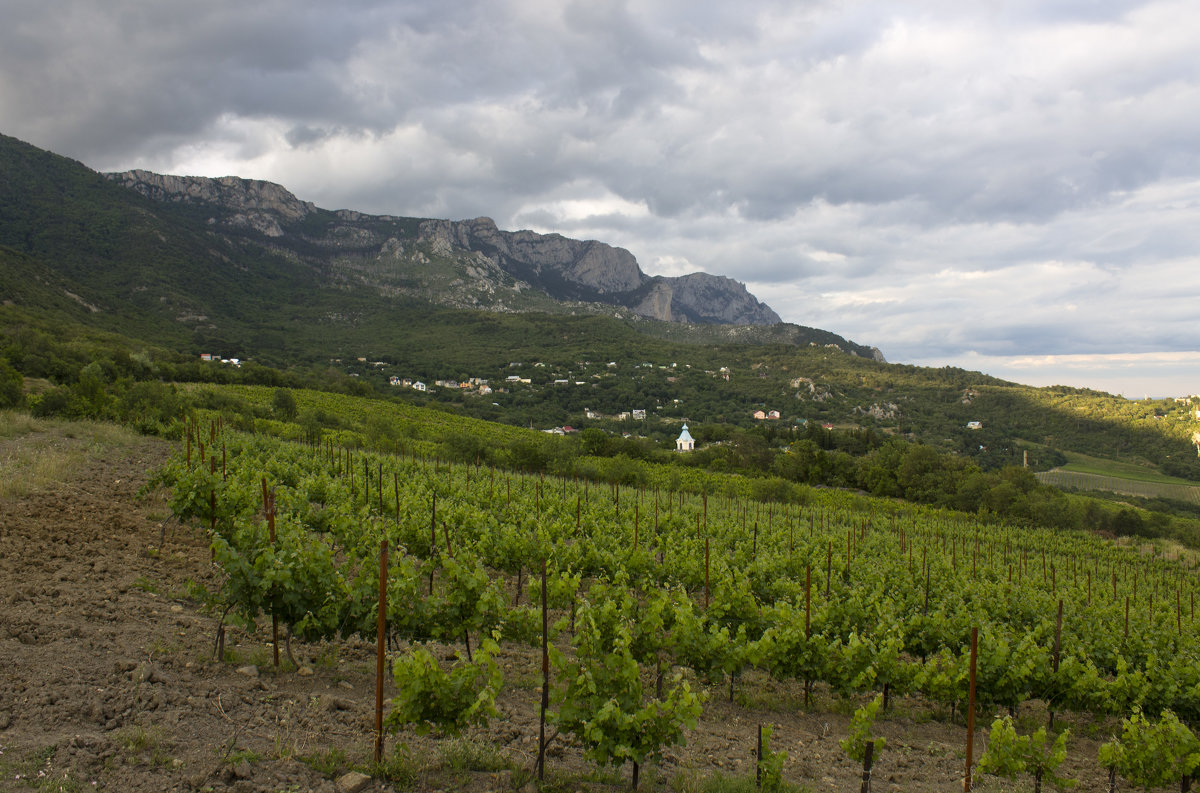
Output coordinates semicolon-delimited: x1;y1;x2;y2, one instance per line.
3;0;1198;393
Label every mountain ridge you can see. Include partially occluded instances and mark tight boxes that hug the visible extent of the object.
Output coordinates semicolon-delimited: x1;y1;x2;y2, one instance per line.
0;131;879;364
104;169;786;328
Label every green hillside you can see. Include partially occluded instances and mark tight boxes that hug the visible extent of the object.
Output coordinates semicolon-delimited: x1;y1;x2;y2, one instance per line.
2;131;1198;485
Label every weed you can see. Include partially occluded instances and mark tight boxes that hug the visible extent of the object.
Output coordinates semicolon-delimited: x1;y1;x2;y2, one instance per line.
35;770;84;792
436;737;512;773
0;744;67;790
226;748;262;766
672;770;809;793
115;725;173;767
313;643;339;670
297;747;348;778
115;726;156;754
145;637;180;658
507;766;535;790
131;576;159;594
365;743;419;786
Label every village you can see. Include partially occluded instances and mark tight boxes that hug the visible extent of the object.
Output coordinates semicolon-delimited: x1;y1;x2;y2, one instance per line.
195;352;1003;444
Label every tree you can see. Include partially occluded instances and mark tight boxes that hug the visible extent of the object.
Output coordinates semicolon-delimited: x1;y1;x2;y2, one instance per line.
272;388;298;421
0;356;23;408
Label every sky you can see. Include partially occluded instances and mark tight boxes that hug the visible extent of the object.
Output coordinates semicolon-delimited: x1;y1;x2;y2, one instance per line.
3;0;1199;398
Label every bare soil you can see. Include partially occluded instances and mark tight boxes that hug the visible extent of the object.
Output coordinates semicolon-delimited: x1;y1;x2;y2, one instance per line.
0;422;1135;792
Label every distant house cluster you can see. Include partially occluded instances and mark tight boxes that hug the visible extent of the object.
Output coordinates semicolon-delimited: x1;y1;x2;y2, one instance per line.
199;354;241;367
385;375;491;395
752;409;781;420
584;407;648;421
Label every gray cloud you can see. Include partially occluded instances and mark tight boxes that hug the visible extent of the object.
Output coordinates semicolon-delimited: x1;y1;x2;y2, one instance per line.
2;0;1198;393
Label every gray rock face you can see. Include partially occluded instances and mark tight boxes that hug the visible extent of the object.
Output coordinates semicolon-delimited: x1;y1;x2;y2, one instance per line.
418;217;781;326
107;170;315;220
105;170;315;237
105;170;782;327
635;273;783;325
418;217;645;293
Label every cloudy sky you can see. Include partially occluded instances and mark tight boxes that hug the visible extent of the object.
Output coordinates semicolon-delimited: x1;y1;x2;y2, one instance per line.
4;0;1199;397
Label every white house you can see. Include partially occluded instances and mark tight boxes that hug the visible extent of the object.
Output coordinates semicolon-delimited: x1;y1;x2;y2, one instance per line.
676;424;695;452
967;421;983;430
412;381;427;392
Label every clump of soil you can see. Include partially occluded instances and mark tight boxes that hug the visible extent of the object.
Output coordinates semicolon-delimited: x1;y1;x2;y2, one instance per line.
0;421;1120;792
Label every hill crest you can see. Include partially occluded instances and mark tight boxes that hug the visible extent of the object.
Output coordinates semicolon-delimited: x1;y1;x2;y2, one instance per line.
104;169;783;327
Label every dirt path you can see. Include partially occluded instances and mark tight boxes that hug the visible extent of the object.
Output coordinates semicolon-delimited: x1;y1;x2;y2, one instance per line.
0;419;1129;792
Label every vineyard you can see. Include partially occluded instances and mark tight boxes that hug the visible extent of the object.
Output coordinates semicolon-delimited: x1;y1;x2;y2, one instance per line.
160;416;1200;791
1035;470;1200;506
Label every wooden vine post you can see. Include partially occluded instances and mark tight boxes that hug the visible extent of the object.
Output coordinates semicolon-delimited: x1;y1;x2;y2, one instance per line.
804;565;812;706
704;538;711;610
756;723;763;789
825;542;833;598
262;478;279;670
374;539;388;764
1049;599;1063;728
429;492;437;595
861;741;875;793
537;558;549;780
964;626;978;792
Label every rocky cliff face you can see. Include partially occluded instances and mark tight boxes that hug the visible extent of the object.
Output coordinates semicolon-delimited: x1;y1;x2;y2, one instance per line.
106;170;315;237
106;170;782;326
416;217;781;325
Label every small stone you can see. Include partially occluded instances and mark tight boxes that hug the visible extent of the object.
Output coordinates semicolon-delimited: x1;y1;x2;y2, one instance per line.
236;665;259;678
297;666;314;677
233;761;252;779
170;605;183;613
336;771;371;793
337;680;354;690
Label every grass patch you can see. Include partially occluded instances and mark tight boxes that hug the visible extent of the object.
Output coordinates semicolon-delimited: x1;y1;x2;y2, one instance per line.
226;748;262;766
1057;450;1197;484
365;743;420;787
0;436;84;499
1038;469;1200;505
114;725;173;767
313;643;339;670
0;412;144;499
436;737;513;774
131;576;160;594
0;410;47;439
672;769;810;793
297;747;349;778
536;766;629;792
0;744;85;791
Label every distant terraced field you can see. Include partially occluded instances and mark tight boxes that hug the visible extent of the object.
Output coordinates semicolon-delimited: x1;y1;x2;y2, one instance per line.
1036;469;1200;505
